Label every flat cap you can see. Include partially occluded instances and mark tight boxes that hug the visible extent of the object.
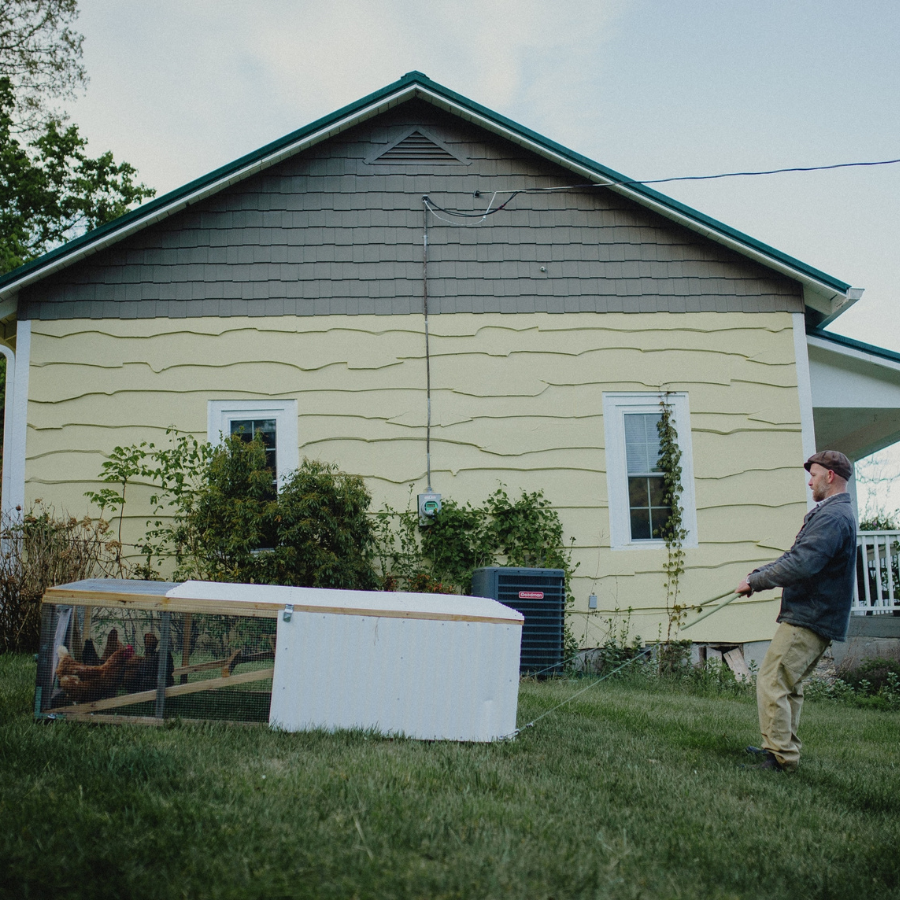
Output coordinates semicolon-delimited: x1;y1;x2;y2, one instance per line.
805;450;852;481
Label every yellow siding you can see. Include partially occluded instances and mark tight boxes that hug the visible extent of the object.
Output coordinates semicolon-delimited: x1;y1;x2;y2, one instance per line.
27;311;808;643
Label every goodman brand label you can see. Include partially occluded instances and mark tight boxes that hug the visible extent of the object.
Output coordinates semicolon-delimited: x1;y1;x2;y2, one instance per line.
518;591;544;600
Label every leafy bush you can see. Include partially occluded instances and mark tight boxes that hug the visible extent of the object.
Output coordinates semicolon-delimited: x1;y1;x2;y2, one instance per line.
0;503;124;653
257;458;377;590
89;432;377;590
375;487;577;597
805;658;900;711
839;657;900;694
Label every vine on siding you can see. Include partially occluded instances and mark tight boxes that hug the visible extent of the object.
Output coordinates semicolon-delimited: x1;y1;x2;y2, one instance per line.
657;394;688;649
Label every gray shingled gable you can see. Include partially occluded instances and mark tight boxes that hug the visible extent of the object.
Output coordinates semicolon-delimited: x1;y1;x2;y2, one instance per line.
20;100;800;321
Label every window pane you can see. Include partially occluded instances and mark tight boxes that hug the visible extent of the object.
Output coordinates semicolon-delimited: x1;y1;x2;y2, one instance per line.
648;476;667;507
629;475;670;542
630;507;652;540
650;505;672;539
628;476;649;507
624;413;662;474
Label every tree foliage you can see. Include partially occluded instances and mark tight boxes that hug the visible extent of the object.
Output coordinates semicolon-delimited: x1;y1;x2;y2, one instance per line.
855;452;900;531
0;76;155;274
0;0;86;133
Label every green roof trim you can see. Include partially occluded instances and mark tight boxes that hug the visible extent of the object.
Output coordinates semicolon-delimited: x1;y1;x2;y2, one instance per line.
0;70;851;294
808;328;900;366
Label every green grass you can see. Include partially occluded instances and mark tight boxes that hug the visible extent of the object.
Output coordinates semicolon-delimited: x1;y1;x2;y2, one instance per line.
2;654;898;900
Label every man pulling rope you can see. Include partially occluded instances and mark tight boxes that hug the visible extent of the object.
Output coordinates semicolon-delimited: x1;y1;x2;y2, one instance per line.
735;451;857;772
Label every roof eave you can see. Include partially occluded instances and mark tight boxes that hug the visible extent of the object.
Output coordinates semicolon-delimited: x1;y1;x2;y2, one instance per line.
807;328;900;371
410;82;854;309
0;78;426;304
0;71;855;317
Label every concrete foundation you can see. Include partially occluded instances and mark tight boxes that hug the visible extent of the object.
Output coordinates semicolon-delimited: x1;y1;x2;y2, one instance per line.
831;615;900;672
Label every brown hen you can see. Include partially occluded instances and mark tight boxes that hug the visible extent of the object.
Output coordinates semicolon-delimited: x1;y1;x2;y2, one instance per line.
56;645;134;703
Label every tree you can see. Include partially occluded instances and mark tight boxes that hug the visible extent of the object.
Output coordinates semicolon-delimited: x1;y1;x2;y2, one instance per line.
856;452;900;531
0;75;155;275
0;1;154;464
0;0;86;134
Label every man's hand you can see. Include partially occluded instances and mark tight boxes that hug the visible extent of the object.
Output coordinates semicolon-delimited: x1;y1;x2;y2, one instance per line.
736;580;752;596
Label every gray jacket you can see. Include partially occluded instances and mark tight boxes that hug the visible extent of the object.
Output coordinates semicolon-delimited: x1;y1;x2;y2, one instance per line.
747;492;857;642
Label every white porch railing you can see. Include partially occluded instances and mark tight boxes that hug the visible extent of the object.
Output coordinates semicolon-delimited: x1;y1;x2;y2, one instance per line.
854;531;900;614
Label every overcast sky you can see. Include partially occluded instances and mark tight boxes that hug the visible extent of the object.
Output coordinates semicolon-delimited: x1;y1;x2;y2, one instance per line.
67;0;900;505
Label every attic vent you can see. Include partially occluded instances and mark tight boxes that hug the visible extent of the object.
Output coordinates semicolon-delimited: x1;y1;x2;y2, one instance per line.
367;128;468;166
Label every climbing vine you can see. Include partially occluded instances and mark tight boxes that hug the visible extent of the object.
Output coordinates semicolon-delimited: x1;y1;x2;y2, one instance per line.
657;395;688;648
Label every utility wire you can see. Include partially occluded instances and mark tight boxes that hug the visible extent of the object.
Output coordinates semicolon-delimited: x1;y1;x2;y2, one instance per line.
422;201;433;491
424;156;900;222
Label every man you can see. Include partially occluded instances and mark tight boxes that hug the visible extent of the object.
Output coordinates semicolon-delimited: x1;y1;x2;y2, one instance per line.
735;450;857;772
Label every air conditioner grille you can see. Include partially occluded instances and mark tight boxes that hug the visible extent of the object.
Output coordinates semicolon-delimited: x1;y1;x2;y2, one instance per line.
472;567;566;675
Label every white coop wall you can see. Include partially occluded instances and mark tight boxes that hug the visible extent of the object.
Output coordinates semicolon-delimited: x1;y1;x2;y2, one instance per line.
166;582;523;742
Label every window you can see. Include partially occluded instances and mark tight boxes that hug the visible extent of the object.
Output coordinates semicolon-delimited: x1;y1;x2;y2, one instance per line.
207;400;299;492
603;392;698;550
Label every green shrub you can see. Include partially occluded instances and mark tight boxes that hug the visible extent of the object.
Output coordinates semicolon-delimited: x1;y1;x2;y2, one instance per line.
259;459;377;590
89;432;377;590
839;657;900;694
375;487;577;598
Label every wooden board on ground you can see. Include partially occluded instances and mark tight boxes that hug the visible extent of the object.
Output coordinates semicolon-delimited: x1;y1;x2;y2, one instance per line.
723;648;751;681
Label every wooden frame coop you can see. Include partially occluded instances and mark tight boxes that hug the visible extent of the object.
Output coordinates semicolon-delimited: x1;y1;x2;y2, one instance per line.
36;579;280;726
35;579;525;740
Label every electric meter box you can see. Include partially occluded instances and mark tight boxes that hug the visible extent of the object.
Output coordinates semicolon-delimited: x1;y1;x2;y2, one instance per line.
417;492;442;524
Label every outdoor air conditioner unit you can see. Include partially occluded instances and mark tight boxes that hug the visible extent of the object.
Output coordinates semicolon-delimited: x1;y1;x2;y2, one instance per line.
471;567;565;675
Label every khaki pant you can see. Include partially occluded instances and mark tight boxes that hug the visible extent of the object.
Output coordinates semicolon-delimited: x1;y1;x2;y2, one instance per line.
757;622;830;771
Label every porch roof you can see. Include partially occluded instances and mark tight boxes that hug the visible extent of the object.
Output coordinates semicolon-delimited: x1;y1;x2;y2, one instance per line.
807;329;900;460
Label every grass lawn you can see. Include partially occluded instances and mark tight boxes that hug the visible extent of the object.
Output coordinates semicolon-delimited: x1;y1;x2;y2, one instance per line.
1;652;898;900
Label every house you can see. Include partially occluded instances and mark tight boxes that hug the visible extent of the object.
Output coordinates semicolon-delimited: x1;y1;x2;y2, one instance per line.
2;71;900;648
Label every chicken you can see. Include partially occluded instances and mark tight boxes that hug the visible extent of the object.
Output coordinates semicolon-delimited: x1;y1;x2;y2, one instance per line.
100;628;123;662
123;633;174;693
56;644;134;703
80;638;101;667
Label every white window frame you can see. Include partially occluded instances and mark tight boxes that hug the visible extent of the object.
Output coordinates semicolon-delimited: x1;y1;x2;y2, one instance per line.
207;400;299;491
603;392;699;551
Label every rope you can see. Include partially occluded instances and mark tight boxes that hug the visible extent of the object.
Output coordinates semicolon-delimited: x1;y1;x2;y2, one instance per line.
500;645;655;740
502;585;761;740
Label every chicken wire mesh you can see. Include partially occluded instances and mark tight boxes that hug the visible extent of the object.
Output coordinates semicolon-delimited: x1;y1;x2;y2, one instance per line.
36;590;277;724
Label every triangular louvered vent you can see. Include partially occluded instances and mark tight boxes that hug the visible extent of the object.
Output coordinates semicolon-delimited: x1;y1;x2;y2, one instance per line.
368;129;467;165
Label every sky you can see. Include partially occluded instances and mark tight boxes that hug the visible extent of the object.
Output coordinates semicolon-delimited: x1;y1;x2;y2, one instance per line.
65;0;900;509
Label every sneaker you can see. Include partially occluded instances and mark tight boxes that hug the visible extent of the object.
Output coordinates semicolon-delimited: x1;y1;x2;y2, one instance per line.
745;746;768;756
742;750;784;772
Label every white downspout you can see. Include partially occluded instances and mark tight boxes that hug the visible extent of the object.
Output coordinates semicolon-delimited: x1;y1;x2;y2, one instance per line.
0;342;15;521
0;320;29;522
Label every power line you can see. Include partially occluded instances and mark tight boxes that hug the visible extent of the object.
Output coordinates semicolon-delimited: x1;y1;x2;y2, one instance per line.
625;156;900;186
424;155;900;222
